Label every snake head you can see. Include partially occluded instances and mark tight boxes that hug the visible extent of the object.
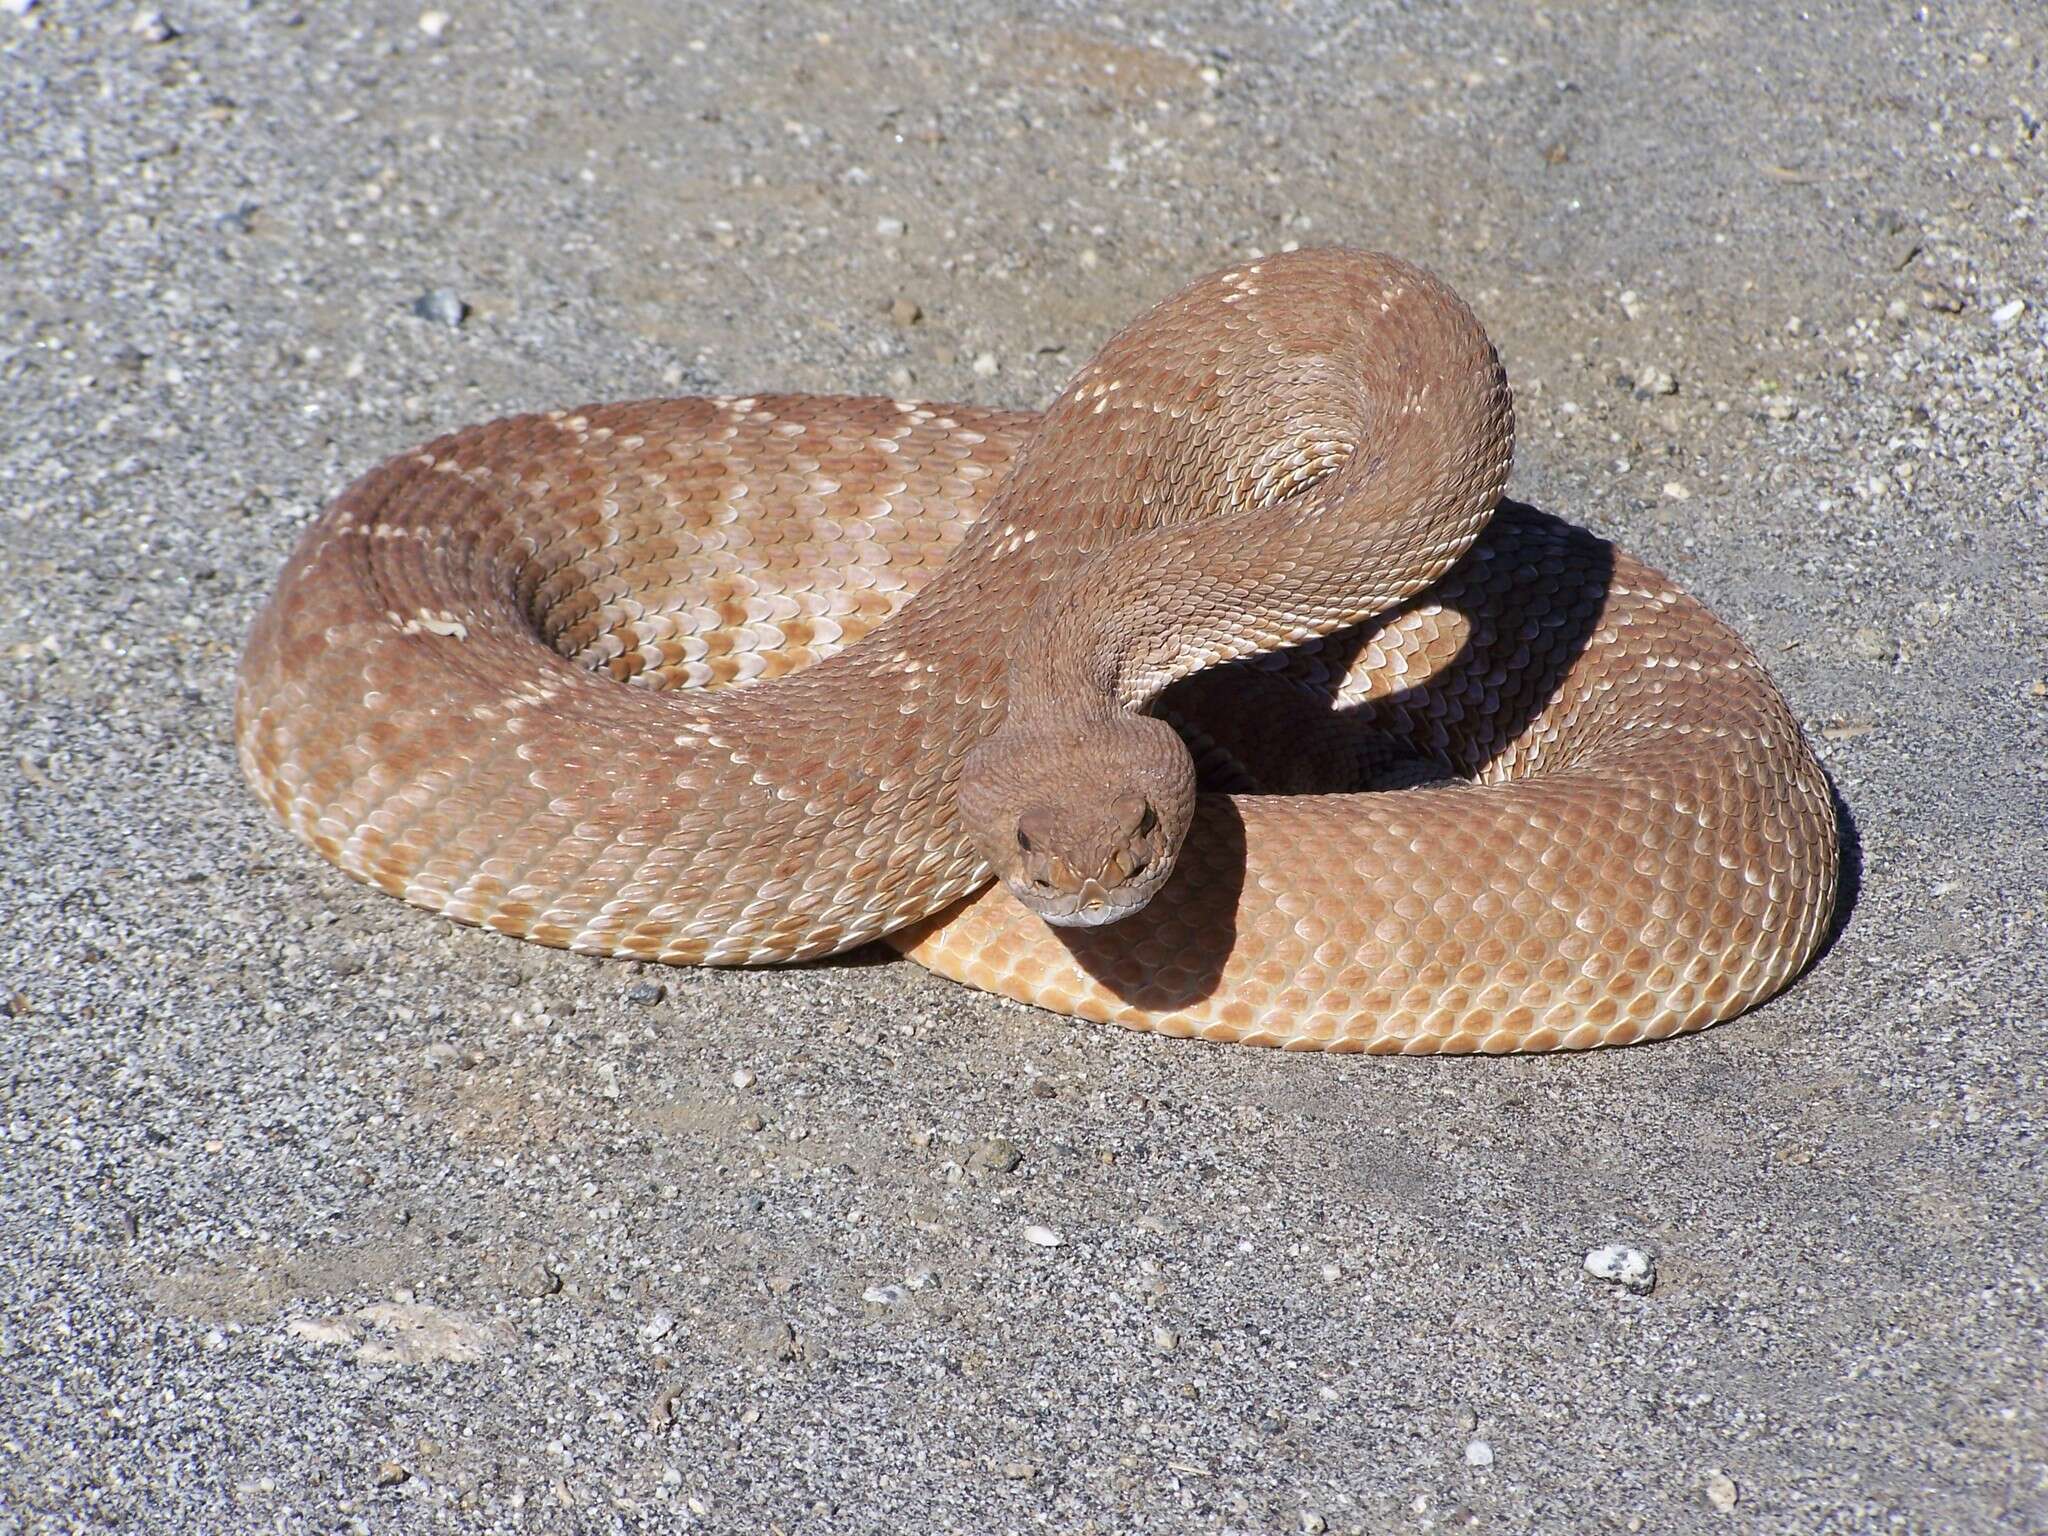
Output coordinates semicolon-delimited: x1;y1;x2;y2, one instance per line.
958;713;1197;928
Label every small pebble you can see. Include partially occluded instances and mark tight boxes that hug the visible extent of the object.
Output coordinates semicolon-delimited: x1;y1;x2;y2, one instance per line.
411;289;468;328
1300;1515;1328;1535
1632;365;1678;397
1849;626;1898;663
646;1386;677;1429
1762;397;1800;421
1705;1470;1740;1512
514;1262;561;1298
1001;1461;1036;1481
1022;1224;1063;1248
744;1317;798;1362
130;8;175;42
874;216;906;238
1150;1325;1179;1354
888;296;922;327
623;981;663;1005
861;1283;909;1307
730;1067;756;1091
739;1111;764;1133
373;1461;409;1488
971;351;999;378
1617;289;1645;320
967;1136;1021;1174
640;1310;675;1341
1990;298;2027;330
1662;482;1691;501
1584;1244;1656;1293
417;9;449;38
1464;1440;1494;1469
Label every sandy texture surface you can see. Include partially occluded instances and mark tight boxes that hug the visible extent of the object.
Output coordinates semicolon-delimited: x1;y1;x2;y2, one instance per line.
2;2;2043;1532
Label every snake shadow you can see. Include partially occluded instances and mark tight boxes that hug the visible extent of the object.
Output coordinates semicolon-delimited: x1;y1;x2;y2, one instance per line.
1811;771;1863;969
1039;499;1854;1014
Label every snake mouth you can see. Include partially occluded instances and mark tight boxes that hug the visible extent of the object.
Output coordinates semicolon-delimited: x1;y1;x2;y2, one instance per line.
1040;904;1140;929
1004;858;1176;928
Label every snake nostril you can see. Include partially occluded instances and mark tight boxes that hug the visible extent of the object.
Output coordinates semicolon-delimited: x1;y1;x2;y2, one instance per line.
1106;846;1148;884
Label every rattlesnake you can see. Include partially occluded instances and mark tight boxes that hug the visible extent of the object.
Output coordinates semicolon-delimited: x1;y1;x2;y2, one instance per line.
237;249;1837;1052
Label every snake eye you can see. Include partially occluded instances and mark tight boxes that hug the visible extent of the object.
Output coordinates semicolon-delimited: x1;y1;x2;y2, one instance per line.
1016;805;1057;855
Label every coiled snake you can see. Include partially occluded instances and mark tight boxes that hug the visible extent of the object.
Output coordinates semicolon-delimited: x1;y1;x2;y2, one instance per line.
238;249;1837;1052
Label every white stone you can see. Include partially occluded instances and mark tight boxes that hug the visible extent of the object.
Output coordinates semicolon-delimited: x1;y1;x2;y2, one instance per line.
1584;1244;1656;1292
1705;1469;1739;1512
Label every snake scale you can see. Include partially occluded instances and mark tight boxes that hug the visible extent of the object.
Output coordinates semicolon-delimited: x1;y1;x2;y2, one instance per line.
238;249;1838;1052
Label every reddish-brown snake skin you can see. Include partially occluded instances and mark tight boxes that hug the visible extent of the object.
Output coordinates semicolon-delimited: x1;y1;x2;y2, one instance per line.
237;250;1838;1052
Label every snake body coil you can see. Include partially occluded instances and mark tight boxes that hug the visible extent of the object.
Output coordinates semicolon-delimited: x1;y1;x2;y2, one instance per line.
238;250;1837;1052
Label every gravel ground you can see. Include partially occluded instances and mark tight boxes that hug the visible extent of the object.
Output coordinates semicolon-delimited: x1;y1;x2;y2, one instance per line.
3;3;2044;1532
